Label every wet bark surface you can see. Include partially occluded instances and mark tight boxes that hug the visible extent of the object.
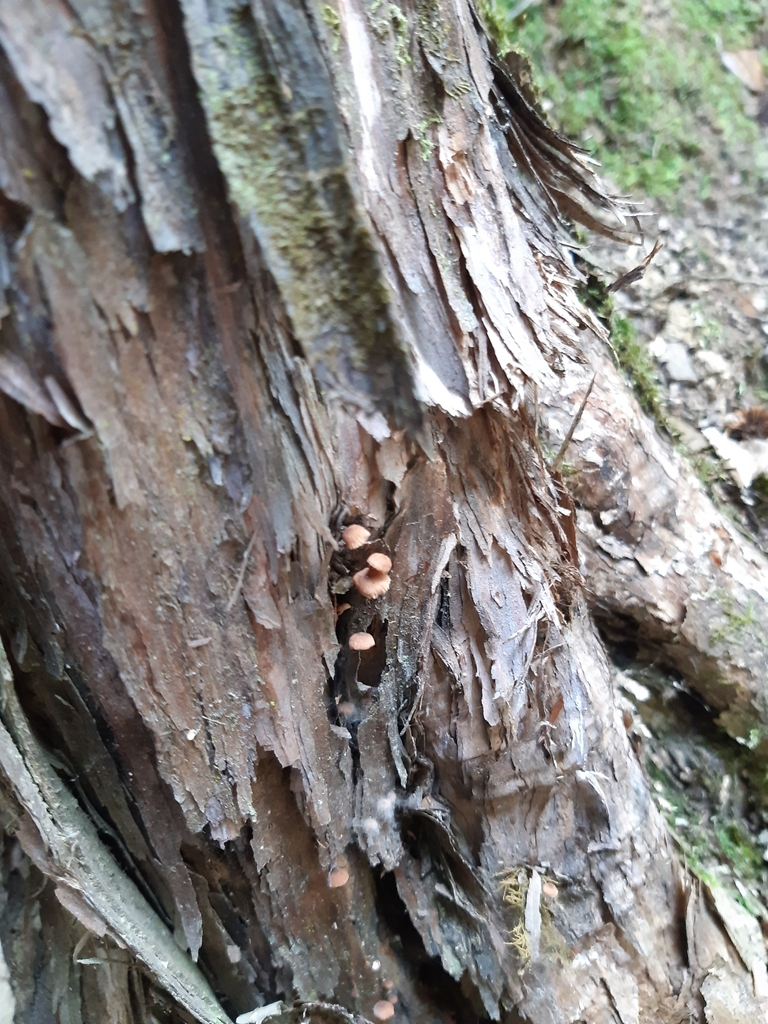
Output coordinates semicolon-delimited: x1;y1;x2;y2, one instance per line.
0;1;766;1022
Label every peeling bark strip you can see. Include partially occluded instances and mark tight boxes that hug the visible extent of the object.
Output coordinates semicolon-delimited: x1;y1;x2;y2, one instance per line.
0;648;232;1024
0;2;764;1024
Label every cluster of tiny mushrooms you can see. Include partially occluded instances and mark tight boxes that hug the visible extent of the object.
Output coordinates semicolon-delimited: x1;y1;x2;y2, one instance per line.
326;527;399;1020
327;512;559;1021
335;523;392;654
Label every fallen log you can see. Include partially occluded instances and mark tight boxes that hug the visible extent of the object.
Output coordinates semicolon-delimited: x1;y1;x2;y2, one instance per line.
540;323;768;746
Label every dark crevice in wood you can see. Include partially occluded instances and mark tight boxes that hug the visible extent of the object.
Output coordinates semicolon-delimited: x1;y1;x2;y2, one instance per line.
357;615;388;690
150;0;245;268
0;640;177;930
0;47;73;221
374;870;493;1024
0;190;30;241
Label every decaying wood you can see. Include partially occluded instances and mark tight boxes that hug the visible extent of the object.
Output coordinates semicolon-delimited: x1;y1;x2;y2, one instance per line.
538;327;768;747
0;0;765;1022
0;645;231;1024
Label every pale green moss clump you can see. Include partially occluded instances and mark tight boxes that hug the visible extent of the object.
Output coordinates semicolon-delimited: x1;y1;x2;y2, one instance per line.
188;7;418;424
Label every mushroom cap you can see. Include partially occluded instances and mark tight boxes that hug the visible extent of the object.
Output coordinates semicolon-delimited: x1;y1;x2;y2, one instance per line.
328;866;350;888
542;881;559;899
366;552;392;574
342;524;371;549
352;567;391;599
349;632;375;651
373;1001;395;1021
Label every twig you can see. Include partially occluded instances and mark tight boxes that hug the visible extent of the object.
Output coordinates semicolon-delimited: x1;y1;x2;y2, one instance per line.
607;239;663;294
227;533;257;613
0;647;233;1024
552;375;596;471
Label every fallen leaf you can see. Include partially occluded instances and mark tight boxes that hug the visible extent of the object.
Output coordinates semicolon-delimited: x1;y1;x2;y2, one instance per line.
721;50;765;93
727;407;768;440
736;294;759;318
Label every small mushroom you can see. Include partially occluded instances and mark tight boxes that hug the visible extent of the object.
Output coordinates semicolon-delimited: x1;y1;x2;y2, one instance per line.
328;865;350;888
349;632;375;651
352;552;392;599
373;1001;395;1021
366;552;392;573
342;524;371;549
352;570;390;598
542;881;558;899
334;601;351;621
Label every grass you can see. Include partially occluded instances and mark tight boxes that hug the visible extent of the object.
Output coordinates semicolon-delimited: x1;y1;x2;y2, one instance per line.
487;0;768;198
691;450;730;489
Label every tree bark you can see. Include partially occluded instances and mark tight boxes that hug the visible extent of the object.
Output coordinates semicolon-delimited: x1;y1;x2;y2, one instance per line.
538;326;768;749
0;2;765;1023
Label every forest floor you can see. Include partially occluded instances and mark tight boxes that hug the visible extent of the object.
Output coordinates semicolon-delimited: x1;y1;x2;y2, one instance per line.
500;0;768;945
594;176;768;980
504;0;768;550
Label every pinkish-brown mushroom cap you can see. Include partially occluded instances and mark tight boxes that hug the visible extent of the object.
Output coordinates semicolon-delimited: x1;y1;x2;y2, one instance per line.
366;552;392;574
328;865;350;888
373;1001;395;1021
348;631;376;651
352;568;391;599
342;524;371;549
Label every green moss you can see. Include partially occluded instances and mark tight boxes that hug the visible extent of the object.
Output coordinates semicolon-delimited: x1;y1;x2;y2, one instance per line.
320;4;342;50
486;0;768;198
187;5;418;425
716;821;764;879
414;116;442;161
417;0;452;58
389;3;412;65
610;312;667;423
478;0;520;57
709;591;759;648
578;276;666;425
370;1;412;65
628;665;768;917
498;867;567;966
690;450;730;489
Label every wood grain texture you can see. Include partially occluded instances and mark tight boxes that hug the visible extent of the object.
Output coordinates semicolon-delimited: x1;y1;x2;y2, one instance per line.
0;1;763;1022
